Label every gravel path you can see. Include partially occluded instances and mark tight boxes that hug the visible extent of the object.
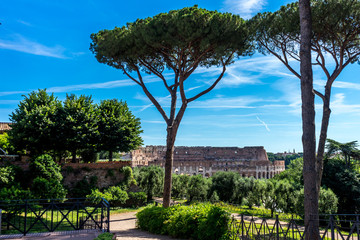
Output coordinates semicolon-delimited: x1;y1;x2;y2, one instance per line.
110;212;183;240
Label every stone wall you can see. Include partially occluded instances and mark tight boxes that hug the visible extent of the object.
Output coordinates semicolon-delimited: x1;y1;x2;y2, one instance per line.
61;161;131;190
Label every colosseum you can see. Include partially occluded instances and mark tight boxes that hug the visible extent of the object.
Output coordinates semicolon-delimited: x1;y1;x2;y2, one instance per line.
128;146;285;178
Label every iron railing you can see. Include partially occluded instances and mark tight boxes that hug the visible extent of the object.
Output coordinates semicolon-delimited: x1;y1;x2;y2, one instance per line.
228;214;360;240
0;198;109;238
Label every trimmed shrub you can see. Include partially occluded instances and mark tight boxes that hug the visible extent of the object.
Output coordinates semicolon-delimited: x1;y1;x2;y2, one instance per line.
136;203;230;240
87;186;128;207
93;232;114;240
125;192;147;208
32;177;67;199
29;154;62;182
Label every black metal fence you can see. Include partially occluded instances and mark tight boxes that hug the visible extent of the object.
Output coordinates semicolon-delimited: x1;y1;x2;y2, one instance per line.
228;214;360;240
0;198;110;237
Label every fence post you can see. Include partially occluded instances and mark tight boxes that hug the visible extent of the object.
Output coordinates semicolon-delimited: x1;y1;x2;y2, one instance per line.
76;199;79;230
276;215;279;240
241;214;244;239
330;215;335;240
0;209;2;235
100;199;104;231
24;200;28;236
356;215;359;240
50;200;54;232
107;201;110;232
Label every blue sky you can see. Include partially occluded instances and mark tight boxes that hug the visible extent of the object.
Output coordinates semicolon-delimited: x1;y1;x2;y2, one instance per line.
1;0;360;153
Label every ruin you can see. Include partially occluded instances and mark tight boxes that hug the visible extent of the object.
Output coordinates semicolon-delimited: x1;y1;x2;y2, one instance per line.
129;146;285;178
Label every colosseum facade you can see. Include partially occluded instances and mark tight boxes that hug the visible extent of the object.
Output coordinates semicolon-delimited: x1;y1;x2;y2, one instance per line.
129;146;285;178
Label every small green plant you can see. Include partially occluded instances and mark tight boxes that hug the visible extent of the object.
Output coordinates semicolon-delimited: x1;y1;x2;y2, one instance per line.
106;169;115;178
87;186;129;207
93;232;114;240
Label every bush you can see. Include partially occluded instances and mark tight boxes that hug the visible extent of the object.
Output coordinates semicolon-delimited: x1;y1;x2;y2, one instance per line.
69;176;98;198
0;184;33;202
87;186;128;207
125;192;147;208
136;203;230;240
29;154;62;182
32;177;67;199
105;186;129;206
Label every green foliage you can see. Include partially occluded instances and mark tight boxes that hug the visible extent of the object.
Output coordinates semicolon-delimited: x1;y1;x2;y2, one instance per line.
9;89;62;155
93;232;114;240
69;176;98;198
0;184;33;202
97;99;142;161
120;166;136;188
322;157;360;214
136;203;230;240
0;166;15;188
137;166;164;202
32;177;67;200
125;191;147;208
91;6;252;72
171;174;189;199
294;187;338;216
105;186;129;206
0;132;14;153
209;191;220;203
187;175;210;202
60;94;98;162
87;186;129;207
29;154;62;182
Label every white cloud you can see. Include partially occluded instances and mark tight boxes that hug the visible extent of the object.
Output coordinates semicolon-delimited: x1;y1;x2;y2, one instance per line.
17;20;32;27
48;79;136;93
0;35;67;59
330;93;360;115
222;0;267;19
256;116;270;132
0;91;28;97
189;96;262;109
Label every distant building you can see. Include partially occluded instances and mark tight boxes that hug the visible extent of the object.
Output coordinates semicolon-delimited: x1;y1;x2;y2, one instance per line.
129;145;285;178
0;122;12;134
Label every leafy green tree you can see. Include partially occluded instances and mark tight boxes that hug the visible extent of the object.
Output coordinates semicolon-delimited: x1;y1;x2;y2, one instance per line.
171;174;190;199
326;139;360;168
251;1;360;236
294;187;338;216
187;175;210;202
9;89;61;156
60;94;98;162
138;166;164;202
90;6;253;207
263;179;296;217
322;157;360;214
97;99;142;161
210;171;240;202
246;179;267;208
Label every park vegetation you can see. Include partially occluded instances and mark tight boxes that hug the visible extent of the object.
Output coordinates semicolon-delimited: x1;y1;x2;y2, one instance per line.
6;89;142;162
90;5;253;207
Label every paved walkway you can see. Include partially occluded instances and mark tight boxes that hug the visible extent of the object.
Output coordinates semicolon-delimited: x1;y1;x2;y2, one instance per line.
110;211;183;240
2;212;182;240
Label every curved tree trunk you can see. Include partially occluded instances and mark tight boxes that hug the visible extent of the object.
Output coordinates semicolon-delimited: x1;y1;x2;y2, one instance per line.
316;86;331;192
299;0;320;239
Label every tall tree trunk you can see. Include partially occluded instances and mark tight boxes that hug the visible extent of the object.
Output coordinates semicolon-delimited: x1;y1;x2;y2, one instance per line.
109;151;113;162
299;1;320;239
163;125;178;208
